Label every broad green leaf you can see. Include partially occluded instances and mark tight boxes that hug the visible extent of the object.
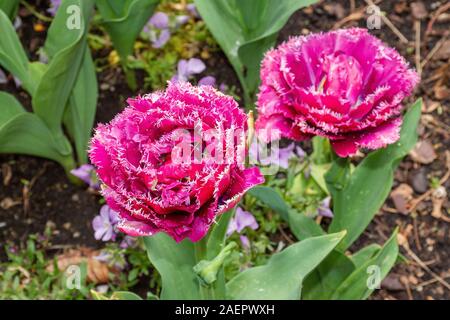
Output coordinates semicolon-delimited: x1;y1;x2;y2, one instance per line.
226;231;346;300
248;186;324;239
91;290;143;300
32;0;94;148
194;0;318;104
0;112;73;167
96;0;159;60
0;13;47;96
0;91;25;125
63;48;98;164
0;0;20;20
310;163;330;194
248;186;290;221
324;156;351;200
44;0;93;60
310;136;332;165
111;291;143;300
144;233;201;300
206;209;234;259
331;230;399;300
328;100;422;250
28;62;48;91
288;210;325;241
351;244;381;268
0;10;32;92
90;290;109;300
302;250;355;300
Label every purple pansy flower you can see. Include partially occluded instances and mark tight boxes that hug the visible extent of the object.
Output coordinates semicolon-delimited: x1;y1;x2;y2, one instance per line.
172;58;206;82
94;250;126;270
48;0;61;16
198;75;216;87
318;196;333;218
227;207;259;235
70;164;100;190
239;235;250;249
149;12;169;29
227;207;259;249
186;4;200;18
295;146;306;158
92;205;119;241
219;83;228;92
175;15;190;28
144;12;171;48
250;142;302;169
120;236;137;249
151;29;171;48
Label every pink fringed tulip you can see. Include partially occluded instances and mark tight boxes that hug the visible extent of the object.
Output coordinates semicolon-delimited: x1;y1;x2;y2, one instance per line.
89;82;264;242
256;28;419;157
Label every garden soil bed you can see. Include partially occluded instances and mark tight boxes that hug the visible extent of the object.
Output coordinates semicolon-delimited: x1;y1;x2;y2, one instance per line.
1;0;448;299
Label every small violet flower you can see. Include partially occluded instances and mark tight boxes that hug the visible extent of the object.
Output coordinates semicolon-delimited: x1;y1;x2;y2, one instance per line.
70;164;100;190
318;196;333;218
172;58;205;82
186;4;200;18
250;142;303;169
227;207;259;248
120;236;137;249
172;59;217;87
145;12;171;48
92;205;119;242
198;75;216;87
175;15;190;28
149;12;169;29
48;0;61;16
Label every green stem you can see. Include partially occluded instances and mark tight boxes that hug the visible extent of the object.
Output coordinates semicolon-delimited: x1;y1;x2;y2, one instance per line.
60;155;81;185
20;0;53;22
194;238;216;300
123;64;137;91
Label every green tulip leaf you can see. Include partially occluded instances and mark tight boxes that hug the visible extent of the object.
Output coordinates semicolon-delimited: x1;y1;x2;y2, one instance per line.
0;0;20;20
63;48;98;164
96;0;159;61
331;230;399;300
0;94;72;167
144;233;201;300
328;99;422;250
226;231;346;300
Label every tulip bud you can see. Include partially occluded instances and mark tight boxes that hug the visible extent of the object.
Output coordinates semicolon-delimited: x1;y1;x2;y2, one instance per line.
193;242;237;286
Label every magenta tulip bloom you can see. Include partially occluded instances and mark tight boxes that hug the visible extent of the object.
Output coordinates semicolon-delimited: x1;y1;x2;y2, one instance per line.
256;28;419;157
89;82;264;242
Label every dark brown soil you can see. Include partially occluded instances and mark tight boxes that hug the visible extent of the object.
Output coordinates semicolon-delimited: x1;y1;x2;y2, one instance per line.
0;0;448;300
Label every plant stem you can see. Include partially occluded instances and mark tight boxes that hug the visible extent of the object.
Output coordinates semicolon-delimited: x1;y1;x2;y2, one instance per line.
194;238;216;300
60;155;81;185
123;64;137;91
20;0;53;22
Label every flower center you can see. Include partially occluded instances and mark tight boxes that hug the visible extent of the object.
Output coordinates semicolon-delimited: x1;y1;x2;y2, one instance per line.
321;52;363;106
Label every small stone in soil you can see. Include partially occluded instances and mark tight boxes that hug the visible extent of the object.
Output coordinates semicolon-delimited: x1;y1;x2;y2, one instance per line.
410;169;428;194
410;140;437;164
391;183;414;214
